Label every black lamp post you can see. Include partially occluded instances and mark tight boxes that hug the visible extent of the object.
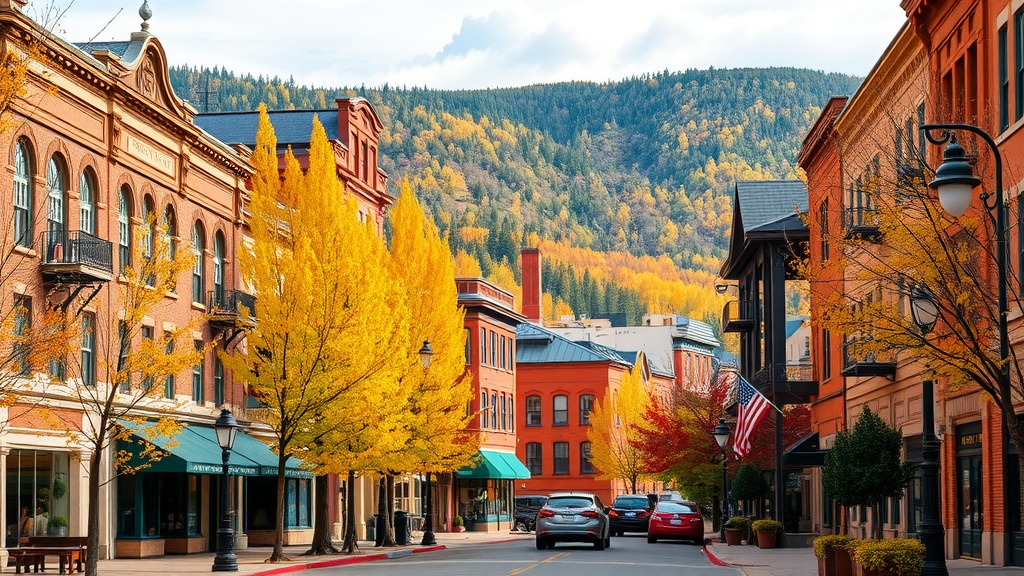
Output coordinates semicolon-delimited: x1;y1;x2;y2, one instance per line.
713;417;730;542
212;409;239;572
908;284;946;576
418;340;437;546
918;121;1007;576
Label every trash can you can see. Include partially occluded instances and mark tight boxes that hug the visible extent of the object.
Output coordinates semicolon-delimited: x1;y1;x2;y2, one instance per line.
366;516;377;542
374;514;386;546
394;510;410;545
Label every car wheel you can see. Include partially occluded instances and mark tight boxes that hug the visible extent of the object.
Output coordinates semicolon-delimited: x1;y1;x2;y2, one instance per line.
648;535;657;544
594;536;605;551
604;533;611;549
515;520;529;532
536;538;546;550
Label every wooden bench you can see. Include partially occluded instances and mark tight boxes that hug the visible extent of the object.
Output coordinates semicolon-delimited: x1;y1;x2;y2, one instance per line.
24;537;87;573
16;547;81;574
8;548;42;574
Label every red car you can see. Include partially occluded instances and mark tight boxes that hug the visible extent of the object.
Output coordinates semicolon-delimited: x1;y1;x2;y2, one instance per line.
647;501;704;544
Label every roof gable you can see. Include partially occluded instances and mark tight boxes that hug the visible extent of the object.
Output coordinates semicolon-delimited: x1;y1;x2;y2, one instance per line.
516;323;630;366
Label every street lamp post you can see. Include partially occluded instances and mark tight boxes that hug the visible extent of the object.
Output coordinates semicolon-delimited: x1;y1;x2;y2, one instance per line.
212;409;240;572
908;287;946;576
713;417;730;543
418;340;437;546
919;121;1009;575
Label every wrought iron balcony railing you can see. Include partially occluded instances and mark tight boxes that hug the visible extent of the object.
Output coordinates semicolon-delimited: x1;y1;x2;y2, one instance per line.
841;336;896;378
722;299;755;333
39;230;114;281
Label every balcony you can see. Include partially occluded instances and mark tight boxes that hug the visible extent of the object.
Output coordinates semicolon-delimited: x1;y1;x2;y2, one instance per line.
722;299;754;332
208;289;256;331
39;230;114;284
844;206;881;241
841;337;896;378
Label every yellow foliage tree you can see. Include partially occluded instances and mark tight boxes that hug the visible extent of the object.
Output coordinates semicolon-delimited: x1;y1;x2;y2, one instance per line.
587;365;651;493
387;181;477;537
226;107;408;561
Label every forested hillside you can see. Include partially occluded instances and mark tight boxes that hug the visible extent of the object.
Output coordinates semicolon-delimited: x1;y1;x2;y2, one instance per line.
171;66;859;325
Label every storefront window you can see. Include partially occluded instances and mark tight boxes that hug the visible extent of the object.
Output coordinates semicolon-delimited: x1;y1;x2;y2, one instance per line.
245;476;311;530
5;450;72;542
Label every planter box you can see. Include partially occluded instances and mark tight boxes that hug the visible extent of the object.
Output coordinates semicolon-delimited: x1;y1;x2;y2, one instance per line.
834;547;854;576
725;528;743;546
756;529;777;549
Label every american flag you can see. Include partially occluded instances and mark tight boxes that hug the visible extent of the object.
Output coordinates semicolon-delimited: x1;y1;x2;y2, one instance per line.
733;376;772;459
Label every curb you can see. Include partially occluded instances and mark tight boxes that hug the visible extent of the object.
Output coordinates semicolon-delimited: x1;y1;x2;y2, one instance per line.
252;546;447;576
702;544;731;567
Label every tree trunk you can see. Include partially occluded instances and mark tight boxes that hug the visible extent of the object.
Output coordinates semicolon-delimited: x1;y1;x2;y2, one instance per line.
386;474;396;545
268;454;289;562
376;476;394;546
304;474;338;555
85;442;103;576
341;471;359;554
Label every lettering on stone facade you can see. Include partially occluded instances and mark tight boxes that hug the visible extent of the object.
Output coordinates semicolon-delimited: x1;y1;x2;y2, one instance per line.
127;134;174;176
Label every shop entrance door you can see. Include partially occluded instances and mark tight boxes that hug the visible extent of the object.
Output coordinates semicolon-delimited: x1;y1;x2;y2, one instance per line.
958;455;982;559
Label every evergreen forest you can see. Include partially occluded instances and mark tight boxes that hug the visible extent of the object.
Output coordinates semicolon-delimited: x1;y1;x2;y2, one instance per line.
170;66;861;326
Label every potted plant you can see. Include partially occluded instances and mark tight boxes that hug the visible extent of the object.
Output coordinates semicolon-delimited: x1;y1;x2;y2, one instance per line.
814;535;854;576
853;538;924;576
48;515;68;536
452;515;464;532
751;518;783;549
724;516;750;545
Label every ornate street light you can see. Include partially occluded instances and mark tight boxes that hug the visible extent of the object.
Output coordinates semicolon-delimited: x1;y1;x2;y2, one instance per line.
418;340;437;546
916;121;1008;576
713;417;730;543
909;284;939;334
212;408;240;572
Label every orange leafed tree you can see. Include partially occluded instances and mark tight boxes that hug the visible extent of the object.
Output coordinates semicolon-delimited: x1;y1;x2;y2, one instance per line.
587;365;651;493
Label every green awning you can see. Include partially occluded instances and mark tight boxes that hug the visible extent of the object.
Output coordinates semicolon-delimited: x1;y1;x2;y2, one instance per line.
456;449;531;480
119;421;311;479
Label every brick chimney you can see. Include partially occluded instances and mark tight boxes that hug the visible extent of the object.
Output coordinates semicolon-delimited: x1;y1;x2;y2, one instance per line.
521;248;542;323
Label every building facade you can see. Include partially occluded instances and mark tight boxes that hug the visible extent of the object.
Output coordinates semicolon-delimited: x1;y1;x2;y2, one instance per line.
0;0;314;561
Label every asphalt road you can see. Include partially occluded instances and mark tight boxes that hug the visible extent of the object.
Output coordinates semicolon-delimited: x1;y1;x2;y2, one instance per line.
320;534;742;576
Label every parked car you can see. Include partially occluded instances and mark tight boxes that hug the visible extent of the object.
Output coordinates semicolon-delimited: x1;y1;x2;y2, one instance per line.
607;494;653;536
647;500;705;544
535;492;611;550
514;495;547;532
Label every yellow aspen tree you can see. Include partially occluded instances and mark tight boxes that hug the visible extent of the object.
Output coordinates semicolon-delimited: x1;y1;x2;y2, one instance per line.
226;107;408;562
587;365;652;493
388;180;477;494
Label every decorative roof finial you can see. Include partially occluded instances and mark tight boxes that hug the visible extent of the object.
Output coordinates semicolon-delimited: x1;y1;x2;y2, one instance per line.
139;0;152;32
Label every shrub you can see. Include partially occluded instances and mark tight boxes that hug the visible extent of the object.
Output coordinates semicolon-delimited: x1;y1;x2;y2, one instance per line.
49;515;68;529
854;538;925;576
813;535;854;560
452;515;464;527
751;518;784;533
725;516;750;530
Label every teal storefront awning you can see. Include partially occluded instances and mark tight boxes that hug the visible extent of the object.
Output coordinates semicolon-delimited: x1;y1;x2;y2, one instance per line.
119;421;312;479
455;449;531;480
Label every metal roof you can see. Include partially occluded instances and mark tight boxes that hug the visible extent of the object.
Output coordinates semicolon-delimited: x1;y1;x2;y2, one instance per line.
734;180;809;235
195;110;341;148
516;323;631;366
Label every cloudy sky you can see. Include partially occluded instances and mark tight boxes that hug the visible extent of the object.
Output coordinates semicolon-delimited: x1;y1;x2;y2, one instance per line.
36;0;907;90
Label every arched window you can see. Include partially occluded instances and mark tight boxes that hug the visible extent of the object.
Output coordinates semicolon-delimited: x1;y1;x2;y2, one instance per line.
553;395;568;426
163;205;177;259
118;186;133;274
526;395;541;426
46;155;67;261
142;196;155;260
13;139;33;247
192;222;205;304
79;169;96;235
214;232;225;304
579;394;595;425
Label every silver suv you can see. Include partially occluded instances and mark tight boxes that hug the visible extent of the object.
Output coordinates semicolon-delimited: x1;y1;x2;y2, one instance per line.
535;492;610;550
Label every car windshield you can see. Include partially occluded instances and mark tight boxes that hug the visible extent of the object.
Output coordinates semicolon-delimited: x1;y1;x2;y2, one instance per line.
613;497;650;509
547;496;594;509
657;502;698;514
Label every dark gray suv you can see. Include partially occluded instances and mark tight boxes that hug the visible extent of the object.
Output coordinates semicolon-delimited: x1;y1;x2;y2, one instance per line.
514;495;547;532
535;492;610;550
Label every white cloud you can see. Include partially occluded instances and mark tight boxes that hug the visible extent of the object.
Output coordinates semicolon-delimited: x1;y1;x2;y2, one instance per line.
38;0;907;90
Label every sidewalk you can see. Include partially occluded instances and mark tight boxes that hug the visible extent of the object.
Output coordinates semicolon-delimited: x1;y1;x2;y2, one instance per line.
95;530;532;576
703;536;1024;576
